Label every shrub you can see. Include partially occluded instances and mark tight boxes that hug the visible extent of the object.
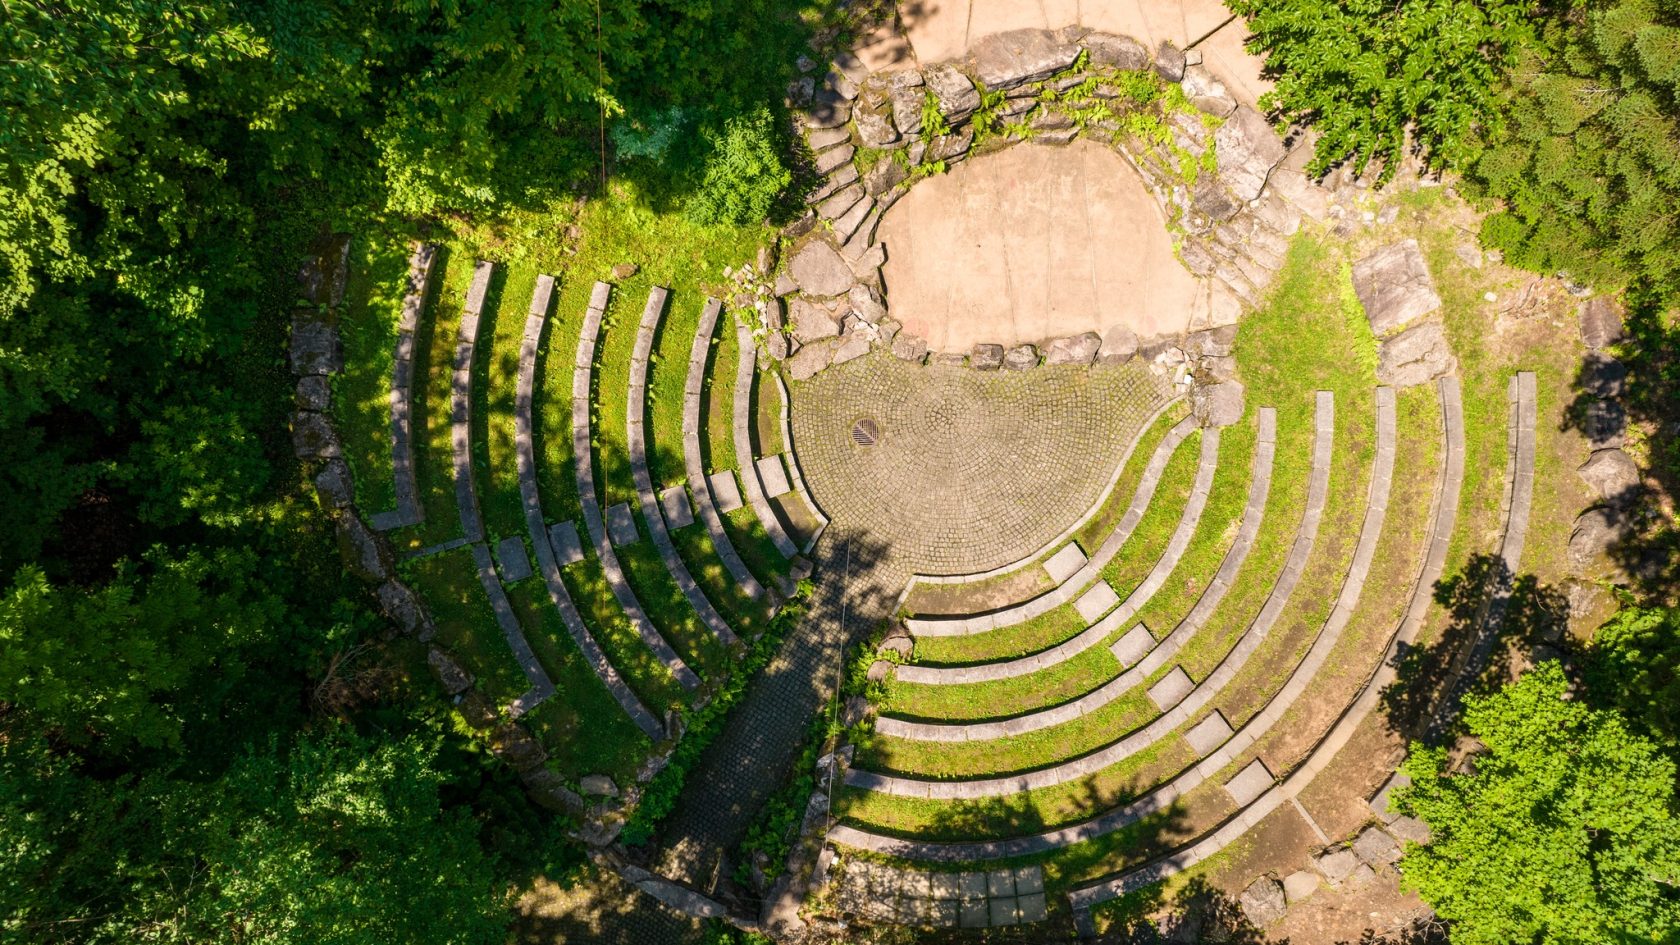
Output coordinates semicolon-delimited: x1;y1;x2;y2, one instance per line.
683;105;791;226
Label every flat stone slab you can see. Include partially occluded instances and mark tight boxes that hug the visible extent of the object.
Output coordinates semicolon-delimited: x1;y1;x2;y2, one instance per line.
1352;239;1442;334
1224;758;1274;806
1184;710;1234;757
495;536;532;582
1109;623;1155;667
548;521;584;566
1147;666;1194;711
1353;825;1402;866
1043;543;1087;584
1369;770;1409;822
1018;892;1047;923
1315;848;1359;885
709;471;744;513
659;485;694;529
756;454;792;498
1073;580;1120;623
605;502;640;546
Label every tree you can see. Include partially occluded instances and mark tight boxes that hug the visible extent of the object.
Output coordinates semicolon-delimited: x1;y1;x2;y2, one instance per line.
1585;603;1680;755
1396;662;1680;944
1228;0;1559;182
1468;0;1680;297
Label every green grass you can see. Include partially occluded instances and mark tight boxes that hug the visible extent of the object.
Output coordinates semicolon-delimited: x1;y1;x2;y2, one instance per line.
1076;399;1191;552
404;547;527;703
332;232;414;513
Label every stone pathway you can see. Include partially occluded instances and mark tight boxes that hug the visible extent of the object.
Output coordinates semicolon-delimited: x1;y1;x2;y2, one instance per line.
684;299;770;605
518;275;664;740
825;860;1047;928
369;242;433;531
905;410;1195;638
630;289;737;647
733;319;801;561
573;282;699;691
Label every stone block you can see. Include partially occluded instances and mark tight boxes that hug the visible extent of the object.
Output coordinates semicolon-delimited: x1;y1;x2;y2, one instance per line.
289;317;342;376
659;485;694;529
548;521;584;566
1353;826;1402;866
1110;623;1155;667
831;332;871;366
970;344;1005;371
1002;344;1038;371
1192;379;1245;428
1045;332;1102;365
1074;581;1120;623
1387;815;1431;845
1577;449;1640;504
1185;710;1234;757
1098;325;1139;365
891;333;928;363
1044;543;1087;584
756;455;792;498
1085;32;1150;71
580;774;618;797
789;239;855;297
709;471;744;513
1368;771;1409;822
1224;758;1275;805
1282;869;1320;903
1570;507;1632;569
1155;40;1187;81
1239;876;1286;927
1578;295;1625;349
1314;847;1359;885
1214;106;1285;202
1352;240;1442;334
605;502;640;546
787;338;837;380
495;536;532;582
970;28;1079;89
1377;320;1455;387
295;374;331;411
926;63;980;121
1148;666;1194;711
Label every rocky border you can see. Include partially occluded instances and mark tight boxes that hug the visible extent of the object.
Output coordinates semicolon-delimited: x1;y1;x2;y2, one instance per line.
761;26;1325;384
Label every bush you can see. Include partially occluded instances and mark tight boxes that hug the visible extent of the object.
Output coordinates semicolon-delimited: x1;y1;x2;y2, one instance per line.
683;105;791;226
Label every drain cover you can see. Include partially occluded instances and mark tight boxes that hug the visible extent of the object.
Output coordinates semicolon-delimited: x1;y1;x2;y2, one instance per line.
851;418;879;447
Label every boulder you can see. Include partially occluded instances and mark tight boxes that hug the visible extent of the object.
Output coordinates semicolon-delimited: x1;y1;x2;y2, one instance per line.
841;694;872;727
804;89;850;129
1045;332;1102;366
1577;449;1640;503
1282;870;1320;903
970;28;1079;89
1002;344;1039;371
520;766;585;814
787;76;814;107
455;690;498;729
1181;64;1235;116
877;318;901;345
970;343;1005;371
1085;32;1150;71
1239;876;1287;927
337;514;391;582
924;63;980;121
1570;507;1631;569
1191;178;1241;221
1192;380;1245;428
1352;240;1443;334
289;318;342;376
789;239;854;297
890;78;925;135
1200;355;1239;382
1580;351;1627;399
1581;397;1627;450
1097;325;1140;365
295;375;331;412
765;332;791;361
428;646;474;694
313;458;355;509
866;660;893;683
847;284;887;324
376;580;430;637
789;297;841;343
1578;295;1626;349
1214;106;1287;203
929;127;975;163
817;182;864;220
854;105;899;148
1377;320;1455;387
787;338;837;380
862;155;908;195
1155;41;1187;82
1314;848;1360;885
580;774;619;798
489;723;548;770
891;332;928;363
831;332;871;366
1352;826;1402;866
610;262;639;280
1184;325;1238;359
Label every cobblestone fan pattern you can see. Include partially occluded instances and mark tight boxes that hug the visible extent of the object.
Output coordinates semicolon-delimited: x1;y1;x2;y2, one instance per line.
790;352;1167;575
654;526;909;889
826;860;1047;928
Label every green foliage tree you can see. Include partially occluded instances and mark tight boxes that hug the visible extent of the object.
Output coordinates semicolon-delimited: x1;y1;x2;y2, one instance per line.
1467;0;1680;295
1397;662;1680;944
1585;603;1680;754
1228;0;1558;182
683;105;793;225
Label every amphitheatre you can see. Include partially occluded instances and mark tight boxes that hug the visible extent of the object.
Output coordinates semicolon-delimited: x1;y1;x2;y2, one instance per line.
286;2;1615;942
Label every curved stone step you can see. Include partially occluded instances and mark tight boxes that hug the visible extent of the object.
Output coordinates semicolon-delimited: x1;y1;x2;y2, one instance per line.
516;275;664;739
831;384;1434;866
900;395;1182;599
773;372;829;553
448;262;553;715
371;241;434;530
733;319;800;560
628;288;737;646
904;414;1197;638
851;394;1329;798
683;299;770;605
1065;379;1467;914
573;280;699;690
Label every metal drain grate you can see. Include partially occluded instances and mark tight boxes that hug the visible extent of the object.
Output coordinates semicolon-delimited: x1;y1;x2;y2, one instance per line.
851;418;879;447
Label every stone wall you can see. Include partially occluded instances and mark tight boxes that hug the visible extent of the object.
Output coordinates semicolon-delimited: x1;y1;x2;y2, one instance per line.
766;26;1327;382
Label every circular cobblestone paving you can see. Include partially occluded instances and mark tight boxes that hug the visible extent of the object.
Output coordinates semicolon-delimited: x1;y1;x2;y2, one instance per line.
790;352;1169;575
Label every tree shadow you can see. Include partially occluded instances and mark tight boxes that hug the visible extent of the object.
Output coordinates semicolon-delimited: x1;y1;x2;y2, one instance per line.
1380;553;1569;744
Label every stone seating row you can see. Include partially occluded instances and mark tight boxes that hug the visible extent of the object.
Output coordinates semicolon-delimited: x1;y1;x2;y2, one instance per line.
733;319;801;561
572;282;701;690
628;288;738;647
516;275;665;739
850;395;1327;799
1066;379;1469;918
369;241;435;531
831;383;1425;868
904;414;1196;638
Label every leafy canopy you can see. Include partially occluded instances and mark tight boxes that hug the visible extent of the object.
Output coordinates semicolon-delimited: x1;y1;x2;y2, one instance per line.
1397;662;1680;944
